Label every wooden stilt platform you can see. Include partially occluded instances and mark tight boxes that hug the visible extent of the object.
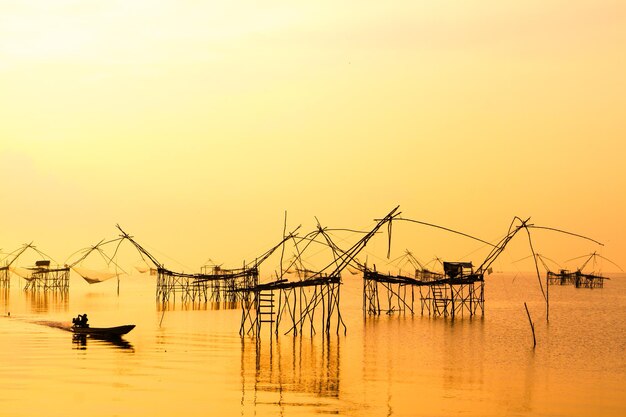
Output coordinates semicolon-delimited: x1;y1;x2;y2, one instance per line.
363;262;484;318
239;275;346;337
156;266;259;304
23;261;70;293
547;270;607;288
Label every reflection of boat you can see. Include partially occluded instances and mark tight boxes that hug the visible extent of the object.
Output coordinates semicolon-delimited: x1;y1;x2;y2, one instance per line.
72;333;134;350
71;324;135;337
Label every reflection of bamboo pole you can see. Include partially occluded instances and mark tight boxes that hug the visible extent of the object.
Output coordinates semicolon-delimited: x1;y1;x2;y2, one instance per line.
524;302;536;348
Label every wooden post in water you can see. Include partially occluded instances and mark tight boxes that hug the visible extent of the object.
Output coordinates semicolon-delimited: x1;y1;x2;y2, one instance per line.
524;302;537;348
546;273;549;322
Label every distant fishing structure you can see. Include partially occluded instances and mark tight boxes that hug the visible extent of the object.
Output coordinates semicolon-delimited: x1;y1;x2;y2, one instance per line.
361;215;497;318
1;205;616;338
361;216;605;321
1;243;70;293
107;225;259;305
547;252;622;288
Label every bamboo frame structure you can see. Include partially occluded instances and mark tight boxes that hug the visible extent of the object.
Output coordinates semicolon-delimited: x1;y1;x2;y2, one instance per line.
200;264;258;302
65;238;128;293
363;270;418;315
113;225;263;306
363;262;484;318
1;244;32;289
0;265;9;288
547;269;576;286
240;275;345;337
23;261;70;292
546;253;618;289
420;264;485;317
547;270;607;288
240;206;401;337
156;266;259;304
1;244;70;293
364;215;603;322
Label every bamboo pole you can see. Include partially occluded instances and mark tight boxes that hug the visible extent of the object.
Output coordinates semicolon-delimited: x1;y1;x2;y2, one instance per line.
524;302;537;348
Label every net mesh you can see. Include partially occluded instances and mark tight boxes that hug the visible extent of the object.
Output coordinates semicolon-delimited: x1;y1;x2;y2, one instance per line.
71;266;120;284
9;266;35;280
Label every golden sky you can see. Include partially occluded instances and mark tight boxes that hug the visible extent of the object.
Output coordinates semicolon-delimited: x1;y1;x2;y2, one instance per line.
1;1;625;274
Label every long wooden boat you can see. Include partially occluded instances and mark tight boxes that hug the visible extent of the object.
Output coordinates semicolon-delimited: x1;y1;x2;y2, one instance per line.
71;324;135;337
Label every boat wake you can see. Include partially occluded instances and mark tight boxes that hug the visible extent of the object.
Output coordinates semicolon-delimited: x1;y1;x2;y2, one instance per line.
32;320;73;332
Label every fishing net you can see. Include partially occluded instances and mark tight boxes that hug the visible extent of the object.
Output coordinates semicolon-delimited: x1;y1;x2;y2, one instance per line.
9;266;35;281
71;266;120;284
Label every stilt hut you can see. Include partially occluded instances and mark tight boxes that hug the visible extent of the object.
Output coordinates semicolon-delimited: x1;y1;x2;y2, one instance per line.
363;260;483;318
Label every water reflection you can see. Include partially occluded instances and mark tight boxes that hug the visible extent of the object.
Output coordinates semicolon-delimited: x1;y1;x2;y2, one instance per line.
0;287;9;311
240;335;340;413
157;300;239;311
521;350;537;415
24;290;69;313
72;334;134;351
442;317;486;391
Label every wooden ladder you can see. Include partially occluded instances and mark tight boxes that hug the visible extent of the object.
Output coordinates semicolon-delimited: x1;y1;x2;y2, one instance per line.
431;284;448;316
257;290;275;329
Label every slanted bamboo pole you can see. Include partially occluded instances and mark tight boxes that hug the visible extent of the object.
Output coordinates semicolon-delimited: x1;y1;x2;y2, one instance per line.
524;302;536;348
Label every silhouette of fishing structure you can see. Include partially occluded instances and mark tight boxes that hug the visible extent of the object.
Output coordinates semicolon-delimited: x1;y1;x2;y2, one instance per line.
195;262;257;303
64;238;129;294
2;207;610;335
1;243;69;293
362;251;447;315
363;260;485;318
1;244;29;288
547;252;622;288
0;266;8;289
109;225;260;305
239;207;401;337
362;216;604;320
154;264;257;304
63;226;262;304
362;215;500;318
66;234;249;302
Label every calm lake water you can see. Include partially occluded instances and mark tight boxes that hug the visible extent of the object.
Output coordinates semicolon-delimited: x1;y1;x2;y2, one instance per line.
1;272;624;417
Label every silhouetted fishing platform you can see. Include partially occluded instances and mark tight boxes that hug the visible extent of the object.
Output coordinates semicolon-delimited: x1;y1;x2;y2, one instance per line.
544;253;618;289
1;244;69;292
363;261;484;317
237;207;401;337
23;261;70;292
239;275;344;336
156;265;258;303
547;269;608;288
1;207;615;339
1;244;70;292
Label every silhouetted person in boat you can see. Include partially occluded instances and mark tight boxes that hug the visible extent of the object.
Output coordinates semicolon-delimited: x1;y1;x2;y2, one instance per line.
73;314;89;328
